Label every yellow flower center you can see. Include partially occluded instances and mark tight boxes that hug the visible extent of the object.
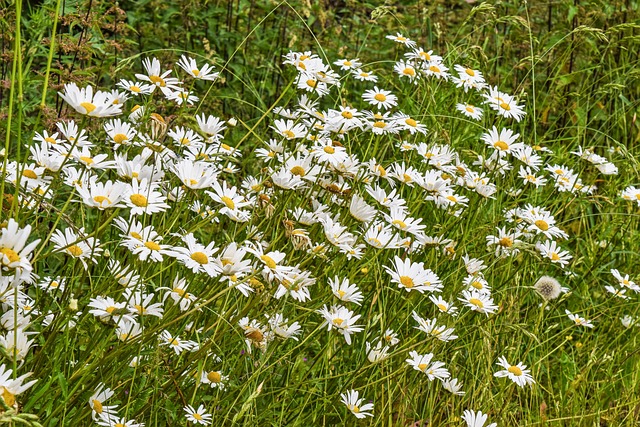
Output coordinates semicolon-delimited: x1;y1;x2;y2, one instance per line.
534;220;549;231
67;245;83;257
134;304;146;314
418;363;428;371
130;194;148;207
306;79;317;88
80;102;97;114
144;241;161;251
374;93;387;102
332;318;344;326
80;156;94;165
437;303;447;312
130;232;142;240
396;36;406;42
550;252;560;261
508;365;523;376
403;67;415;76
290;166;306;176
45;137;57;144
106;306;116;314
376;165;386;176
499;237;513;247
149;75;166;87
405;118;417;127
130;85;141;93
343;60;352;66
469;298;484;308
465;68;475;76
113;133;129;144
22;169;38;179
193;413;203;421
373;121;386;129
352;405;360;413
392;219;407;229
337;289;346;298
92;399;103;413
429;65;441;73
192;69;200;76
191;251;209;265
399;275;414;288
207;371;222;383
93;195;112;205
420;52;431;60
359;72;369;77
221;196;235;209
283;130;295;139
471;281;483;290
260;255;277;269
323;146;335;154
465;105;475;113
500;102;511;111
341;111;353;119
493;140;509;151
0;247;20;264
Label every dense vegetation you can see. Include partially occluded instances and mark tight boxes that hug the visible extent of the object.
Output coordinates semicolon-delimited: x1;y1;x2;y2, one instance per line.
0;0;639;426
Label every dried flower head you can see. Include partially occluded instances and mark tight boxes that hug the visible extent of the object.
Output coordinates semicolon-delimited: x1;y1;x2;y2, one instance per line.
534;276;562;301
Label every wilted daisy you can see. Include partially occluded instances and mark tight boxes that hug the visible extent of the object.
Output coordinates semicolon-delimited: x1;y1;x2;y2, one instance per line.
340;389;374;419
494;356;535;387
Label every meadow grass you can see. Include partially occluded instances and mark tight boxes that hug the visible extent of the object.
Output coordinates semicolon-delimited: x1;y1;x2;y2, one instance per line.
0;1;639;426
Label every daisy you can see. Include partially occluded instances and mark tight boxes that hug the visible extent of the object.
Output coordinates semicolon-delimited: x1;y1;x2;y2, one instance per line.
366;341;391;363
196;114;227;141
405;48;442;64
329;276;364;305
349;194;377;223
611;269;639;291
621;185;640;206
364;222;401;249
536;240;572;267
135;57;182;96
386;32;417;48
452;65;486;91
184;404;212;425
394;60;420;83
58;83;123;117
421;61;449;79
160;330;197;355
384;256;442;293
351;68;378;82
442;378;465;396
317;304;363;345
518;166;547;187
406;351;450;381
176;54;219;81
456;103;483;120
340;389;374;419
494;356;535;387
383;207;426;236
160;277;198;312
481;126;522;157
485;226;523;258
362;86;398;110
124;290;164;318
88;383;119;421
96;414;145;427
171;159;218;189
392;112;427;134
461;410;497;427
103;119;137;149
565;309;594;328
459;290;498;316
333;58;362;70
116;79;154;95
271;119;308;140
429;295;458;316
484;86;526;121
51;227;102;269
412;312;458;342
0;219;40;281
124;179;170;216
166;89;199;106
167;233;220;277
